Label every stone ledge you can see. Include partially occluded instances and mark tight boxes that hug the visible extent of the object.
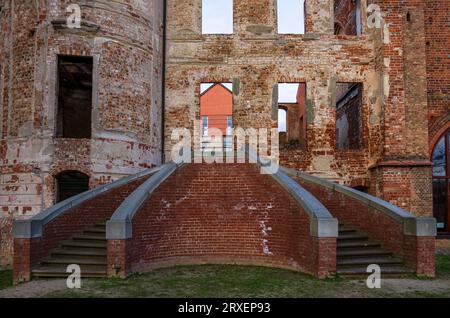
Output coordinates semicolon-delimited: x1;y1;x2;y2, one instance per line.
13;166;162;239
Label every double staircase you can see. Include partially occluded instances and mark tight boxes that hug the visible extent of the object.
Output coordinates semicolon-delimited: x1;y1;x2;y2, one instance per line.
337;224;413;276
32;221;107;278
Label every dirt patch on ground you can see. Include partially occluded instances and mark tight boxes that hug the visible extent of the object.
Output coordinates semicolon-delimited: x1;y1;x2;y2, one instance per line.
0;279;68;298
380;278;450;294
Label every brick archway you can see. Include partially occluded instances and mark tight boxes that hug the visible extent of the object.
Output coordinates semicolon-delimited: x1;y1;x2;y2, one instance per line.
431;127;450;234
430;115;450;157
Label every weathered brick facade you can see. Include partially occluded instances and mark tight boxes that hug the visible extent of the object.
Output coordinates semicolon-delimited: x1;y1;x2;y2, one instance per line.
0;0;164;266
165;0;444;216
1;0;449;267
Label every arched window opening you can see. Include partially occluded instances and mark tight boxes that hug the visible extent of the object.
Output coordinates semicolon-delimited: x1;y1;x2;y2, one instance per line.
432;129;450;234
55;171;90;203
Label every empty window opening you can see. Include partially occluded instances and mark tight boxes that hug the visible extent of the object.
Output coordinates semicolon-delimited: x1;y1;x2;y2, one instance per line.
336;83;363;150
55;171;89;203
334;0;362;36
277;0;306;34
57;55;93;139
353;186;369;194
277;83;307;149
200;83;233;152
202;0;233;34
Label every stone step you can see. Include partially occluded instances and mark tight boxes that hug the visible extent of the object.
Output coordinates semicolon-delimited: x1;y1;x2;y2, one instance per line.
337;256;404;267
337;265;414;276
41;257;107;266
32;267;106;278
61;240;106;249
337;248;393;258
337;234;369;241
73;234;107;242
80;230;105;238
84;227;106;234
51;248;106;258
337;241;381;249
338;228;357;234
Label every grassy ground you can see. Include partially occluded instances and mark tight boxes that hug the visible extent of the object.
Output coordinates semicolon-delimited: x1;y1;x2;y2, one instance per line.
0;270;13;291
436;255;450;278
39;255;450;298
0;256;448;298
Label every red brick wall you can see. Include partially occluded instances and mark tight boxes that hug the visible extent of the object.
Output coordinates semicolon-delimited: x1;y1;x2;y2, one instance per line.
425;1;450;131
125;163;335;277
299;179;405;254
298;179;435;276
13;177;146;283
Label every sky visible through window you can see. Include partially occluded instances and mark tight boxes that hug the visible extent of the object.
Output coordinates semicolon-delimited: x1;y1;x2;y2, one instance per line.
278;0;305;34
202;0;305;35
200;83;233;94
202;0;234;34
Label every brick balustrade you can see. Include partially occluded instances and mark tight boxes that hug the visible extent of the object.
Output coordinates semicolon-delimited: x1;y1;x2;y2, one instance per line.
282;167;437;277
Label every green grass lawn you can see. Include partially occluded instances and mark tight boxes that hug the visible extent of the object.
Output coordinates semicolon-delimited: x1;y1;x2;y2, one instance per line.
41;255;450;298
436;255;450;278
0;256;448;298
0;270;13;291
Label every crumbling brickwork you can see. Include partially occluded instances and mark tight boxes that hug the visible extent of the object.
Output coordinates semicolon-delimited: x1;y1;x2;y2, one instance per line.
425;0;450;146
0;0;164;266
1;0;447;266
164;0;435;215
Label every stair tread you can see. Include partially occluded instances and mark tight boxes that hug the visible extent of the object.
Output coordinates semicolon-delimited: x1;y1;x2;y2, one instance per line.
61;241;106;248
337;266;414;275
73;235;107;241
52;248;106;256
337;241;381;248
338;234;369;240
337;248;392;257
41;257;106;265
84;228;106;234
337;256;404;266
32;267;106;274
339;228;357;233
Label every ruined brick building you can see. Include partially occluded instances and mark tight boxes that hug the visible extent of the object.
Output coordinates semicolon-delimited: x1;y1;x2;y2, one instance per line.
0;1;448;280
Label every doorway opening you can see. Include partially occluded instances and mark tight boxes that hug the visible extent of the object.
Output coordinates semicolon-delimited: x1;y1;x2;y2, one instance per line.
277;83;307;149
200;83;233;152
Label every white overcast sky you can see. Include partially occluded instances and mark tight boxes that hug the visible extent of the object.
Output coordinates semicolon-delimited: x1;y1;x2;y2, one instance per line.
202;0;305;34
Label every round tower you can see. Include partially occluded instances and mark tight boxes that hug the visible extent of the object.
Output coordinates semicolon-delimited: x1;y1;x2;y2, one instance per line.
0;0;164;266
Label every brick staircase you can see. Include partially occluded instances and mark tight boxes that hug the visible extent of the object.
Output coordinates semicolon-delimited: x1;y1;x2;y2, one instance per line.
337;224;413;276
32;221;107;278
14;163;434;282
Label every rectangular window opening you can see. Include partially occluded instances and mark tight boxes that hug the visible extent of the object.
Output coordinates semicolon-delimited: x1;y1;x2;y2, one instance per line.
200;82;234;152
334;0;362;36
202;0;234;34
336;82;363;150
277;0;306;34
277;83;307;149
57;55;93;139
